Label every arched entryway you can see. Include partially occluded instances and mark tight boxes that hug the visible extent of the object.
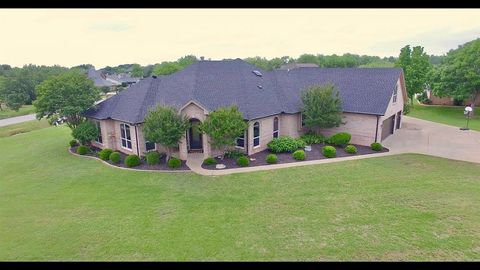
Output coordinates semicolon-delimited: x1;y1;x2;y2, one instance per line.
187;118;203;152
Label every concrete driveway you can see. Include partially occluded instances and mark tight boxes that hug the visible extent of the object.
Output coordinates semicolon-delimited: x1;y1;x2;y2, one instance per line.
0;114;36;127
383;116;480;164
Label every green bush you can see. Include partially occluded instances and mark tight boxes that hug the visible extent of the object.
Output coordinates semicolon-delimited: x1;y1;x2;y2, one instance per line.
71;121;99;145
292;150;306;161
300;132;325;144
328;132;351;146
167;157;182;169
146;151;160;165
344;145;357;154
109;152;121;164
224;149;244;159
125;155;141;167
236;156;250;167
296;138;306;149
322;146;337;158
371;142;383;151
69;139;78;147
98;148;113;161
267;136;301;153
76;145;89;155
266;154;278;164
203;157;217;165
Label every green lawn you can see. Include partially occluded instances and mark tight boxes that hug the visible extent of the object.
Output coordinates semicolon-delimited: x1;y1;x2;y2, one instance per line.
1;126;479;261
0;105;35;120
408;100;480;131
0;119;50;138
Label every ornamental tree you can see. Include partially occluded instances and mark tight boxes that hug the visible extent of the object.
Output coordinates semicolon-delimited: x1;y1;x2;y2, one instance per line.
301;83;343;132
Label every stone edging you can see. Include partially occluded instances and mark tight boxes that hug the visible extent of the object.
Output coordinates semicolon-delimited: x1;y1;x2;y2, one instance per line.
68;149;192;173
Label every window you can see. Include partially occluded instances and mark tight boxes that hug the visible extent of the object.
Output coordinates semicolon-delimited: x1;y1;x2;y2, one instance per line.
253;122;260;147
236;132;245;149
120;123;132;149
95;121;102;144
145;140;156;151
301;113;306;127
273;117;279;138
393;85;398;103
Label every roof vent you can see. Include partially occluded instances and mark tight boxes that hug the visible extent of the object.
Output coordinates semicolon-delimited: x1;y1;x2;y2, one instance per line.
257;85;263;89
152;75;157;79
252;70;262;77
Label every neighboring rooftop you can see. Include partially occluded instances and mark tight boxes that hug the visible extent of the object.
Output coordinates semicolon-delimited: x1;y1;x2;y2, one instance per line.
279;63;320;70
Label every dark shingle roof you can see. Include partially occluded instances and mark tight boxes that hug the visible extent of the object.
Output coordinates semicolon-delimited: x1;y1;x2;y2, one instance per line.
85;59;402;123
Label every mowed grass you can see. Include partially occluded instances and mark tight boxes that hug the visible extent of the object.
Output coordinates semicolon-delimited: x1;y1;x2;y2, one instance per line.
1;127;479;261
0;105;35;119
409;100;480;131
0;119;50;138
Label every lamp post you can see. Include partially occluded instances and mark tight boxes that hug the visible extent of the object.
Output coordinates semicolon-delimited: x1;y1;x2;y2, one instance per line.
460;106;473;130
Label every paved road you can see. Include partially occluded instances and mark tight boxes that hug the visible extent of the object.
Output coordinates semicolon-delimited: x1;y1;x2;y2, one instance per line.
0;114;37;127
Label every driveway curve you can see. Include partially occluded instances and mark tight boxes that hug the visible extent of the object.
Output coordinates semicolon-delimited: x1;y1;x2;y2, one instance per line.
0;114;36;127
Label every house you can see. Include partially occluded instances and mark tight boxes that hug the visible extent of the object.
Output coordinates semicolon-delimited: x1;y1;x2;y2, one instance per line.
426;89;480;106
85;59;406;160
87;67;141;89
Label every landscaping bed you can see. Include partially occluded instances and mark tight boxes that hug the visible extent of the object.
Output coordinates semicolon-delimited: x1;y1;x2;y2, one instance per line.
201;143;389;170
69;146;190;171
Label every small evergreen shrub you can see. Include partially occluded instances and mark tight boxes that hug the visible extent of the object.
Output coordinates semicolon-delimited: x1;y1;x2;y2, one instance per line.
109;152;121;164
296;138;306;149
69;139;78;147
371;142;383;151
266;154;278;164
292;150;306;161
236;156;250;167
203;157;217;165
300;132;325;144
328;132;352;146
167;157;182;169
224;149;244;159
146;151;160;165
267;136;301;153
344;145;357;154
125;155;141;167
98;148;113;161
76;145;89;155
322;146;337;158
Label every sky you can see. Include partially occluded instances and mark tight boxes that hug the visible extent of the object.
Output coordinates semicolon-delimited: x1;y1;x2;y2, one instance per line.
0;9;479;69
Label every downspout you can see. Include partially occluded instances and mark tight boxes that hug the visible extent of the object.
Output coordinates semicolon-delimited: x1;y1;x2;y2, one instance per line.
374;115;380;143
245;121;249;156
134;124;140;156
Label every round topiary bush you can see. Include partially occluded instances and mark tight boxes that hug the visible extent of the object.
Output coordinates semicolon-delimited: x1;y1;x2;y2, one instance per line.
109;152;121;164
167;157;182;169
125;155;141;167
292;150;306;161
69;139;78;147
328;132;352;146
98;148;113;161
371;142;383;151
146;151;160;165
322;145;337;158
344;145;357;154
267;136;301;153
266;154;278;164
236;156;250;167
203;157;217;165
76;145;89;155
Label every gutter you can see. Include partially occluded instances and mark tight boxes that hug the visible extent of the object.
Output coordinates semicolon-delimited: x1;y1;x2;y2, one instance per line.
374;115;380;143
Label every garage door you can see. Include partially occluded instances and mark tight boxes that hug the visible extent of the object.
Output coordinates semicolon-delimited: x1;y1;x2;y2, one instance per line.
381;115;395;141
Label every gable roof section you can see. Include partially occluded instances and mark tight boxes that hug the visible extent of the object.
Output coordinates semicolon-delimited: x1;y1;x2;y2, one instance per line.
85;59;403;123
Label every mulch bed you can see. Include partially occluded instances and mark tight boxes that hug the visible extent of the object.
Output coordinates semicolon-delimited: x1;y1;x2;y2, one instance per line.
70;146;190;171
201;143;389;170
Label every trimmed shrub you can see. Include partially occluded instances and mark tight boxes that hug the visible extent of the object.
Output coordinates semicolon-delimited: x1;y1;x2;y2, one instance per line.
69;139;78;147
267;136;300;153
292;150;306;161
296;138;306;149
125;155;141;167
167;157;182;169
109;152;121;164
300;132;325;144
236;156;250;167
266;154;278;164
224;149;244;159
328;132;351;146
146;151;160;165
76;145;89;155
344;145;357;154
203;157;217;165
322;146;337;158
371;142;383;151
98;148;113;161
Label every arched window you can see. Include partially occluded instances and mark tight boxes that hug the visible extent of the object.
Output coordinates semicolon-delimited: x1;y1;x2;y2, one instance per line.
273;117;279;138
253;122;260;147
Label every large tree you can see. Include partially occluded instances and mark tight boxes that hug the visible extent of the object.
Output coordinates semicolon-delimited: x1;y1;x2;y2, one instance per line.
143;105;190;159
130;64;144;77
301;84;343;131
72;121;99;145
395;45;432;105
34;70;100;129
431;38;480;115
199;106;248;156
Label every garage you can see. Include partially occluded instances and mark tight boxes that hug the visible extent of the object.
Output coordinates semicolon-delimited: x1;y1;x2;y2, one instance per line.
381;115;395;141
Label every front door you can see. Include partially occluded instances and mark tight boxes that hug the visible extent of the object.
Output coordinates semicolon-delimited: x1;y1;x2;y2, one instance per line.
188;119;203;151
